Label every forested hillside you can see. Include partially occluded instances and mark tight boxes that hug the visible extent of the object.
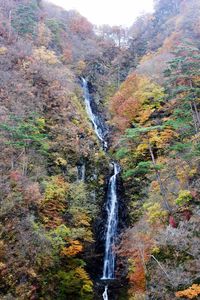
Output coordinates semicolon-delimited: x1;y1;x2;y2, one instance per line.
0;0;199;299
109;0;200;299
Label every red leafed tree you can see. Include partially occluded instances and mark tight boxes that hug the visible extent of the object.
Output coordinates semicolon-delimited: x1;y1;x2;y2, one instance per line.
62;45;73;63
169;215;177;228
68;11;93;38
117;221;154;294
9;170;22;182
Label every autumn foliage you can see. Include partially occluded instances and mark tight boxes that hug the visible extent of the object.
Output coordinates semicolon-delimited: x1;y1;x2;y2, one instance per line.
110;74;164;131
40;176;69;228
62;240;83;256
175;284;200;299
68;11;93;37
0;0;200;299
117;223;154;296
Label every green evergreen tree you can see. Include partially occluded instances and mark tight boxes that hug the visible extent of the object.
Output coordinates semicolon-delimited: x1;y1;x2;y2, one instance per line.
0;115;47;149
164;42;200;133
125;125;171;211
12;1;39;37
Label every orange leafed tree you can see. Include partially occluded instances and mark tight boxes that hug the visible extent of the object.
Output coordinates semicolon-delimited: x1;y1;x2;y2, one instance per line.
68;12;93;37
110;74;142;131
62;240;83;257
175;284;200;299
110;73;164;132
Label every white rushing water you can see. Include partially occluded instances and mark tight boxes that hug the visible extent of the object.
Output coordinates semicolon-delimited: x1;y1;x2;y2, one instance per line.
102;162;120;279
103;285;108;300
82;77;120;300
81;78;108;150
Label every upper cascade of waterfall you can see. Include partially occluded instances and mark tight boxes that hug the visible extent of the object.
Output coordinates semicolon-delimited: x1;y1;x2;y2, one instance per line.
102;162;121;280
81;78;108;150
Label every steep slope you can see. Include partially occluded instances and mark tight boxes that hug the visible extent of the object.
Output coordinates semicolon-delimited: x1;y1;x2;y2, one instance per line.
109;0;200;299
0;0;200;299
0;1;110;299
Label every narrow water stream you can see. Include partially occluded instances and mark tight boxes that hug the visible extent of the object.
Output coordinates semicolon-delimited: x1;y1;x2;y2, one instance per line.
103;285;108;300
77;163;86;182
82;78;120;299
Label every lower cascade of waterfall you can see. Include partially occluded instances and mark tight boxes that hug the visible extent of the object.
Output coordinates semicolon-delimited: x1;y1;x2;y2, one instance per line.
102;162;120;280
77;163;85;182
103;285;108;300
81;78;121;300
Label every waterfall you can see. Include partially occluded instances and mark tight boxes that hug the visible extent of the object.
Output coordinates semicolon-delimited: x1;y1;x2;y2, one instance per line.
77;163;85;182
81;78;108;150
82;78;120;299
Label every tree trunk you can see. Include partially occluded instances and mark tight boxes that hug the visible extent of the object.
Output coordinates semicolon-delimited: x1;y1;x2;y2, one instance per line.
22;147;28;176
117;65;120;88
189;79;200;129
151;255;173;284
148;141;171;211
190;102;198;133
192;101;200;128
8;10;12;42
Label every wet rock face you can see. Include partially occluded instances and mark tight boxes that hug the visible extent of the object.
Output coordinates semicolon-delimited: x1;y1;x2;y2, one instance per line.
95;279;129;300
86;181;128;288
87;80;97;95
117;175;129;231
81;78;129;298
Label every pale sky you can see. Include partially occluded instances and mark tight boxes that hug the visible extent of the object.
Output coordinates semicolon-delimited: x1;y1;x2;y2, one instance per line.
48;0;154;26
